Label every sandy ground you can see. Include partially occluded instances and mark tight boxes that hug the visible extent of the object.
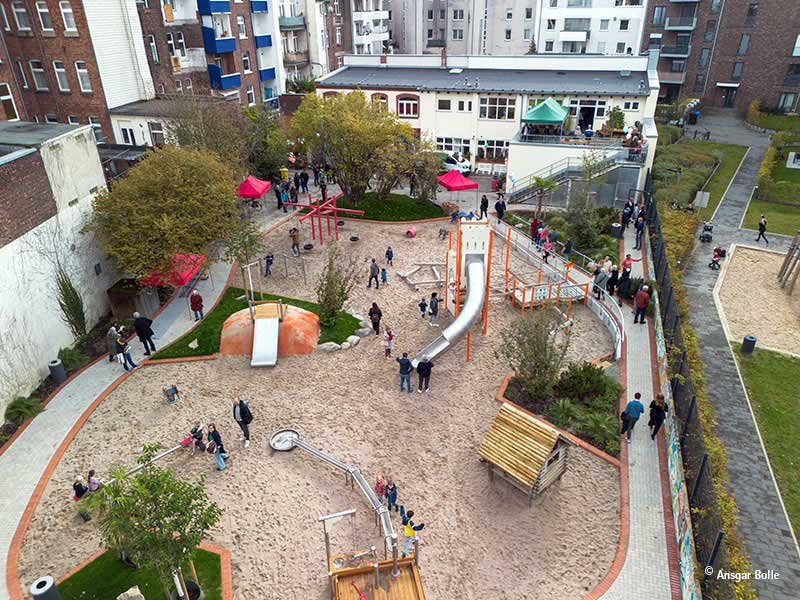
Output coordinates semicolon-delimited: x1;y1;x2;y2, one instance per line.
718;246;800;356
19;220;619;600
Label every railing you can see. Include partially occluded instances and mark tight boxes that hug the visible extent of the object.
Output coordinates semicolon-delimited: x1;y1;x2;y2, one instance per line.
283;50;310;64
279;15;306;29
660;45;691;57
514;132;625;146
664;16;697;29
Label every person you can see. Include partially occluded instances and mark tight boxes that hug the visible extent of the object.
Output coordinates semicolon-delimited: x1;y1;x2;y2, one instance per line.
634;216;645;250
374;475;387;504
620;253;641;272
428;292;439;327
634;285;650;325
87;469;103;492
648;394;669;440
616;269;631;306
233;396;253;448
538;225;549;249
620;392;645;442
293;171;300;191
299;170;309;193
416;356;433;393
606;266;619;298
385;246;394;266
368;302;383;335
396;352;413;393
290;227;301;257
756;214;769;244
380;268;388;287
709;246;723;270
480;194;489;220
418;297;428;319
530;217;541;242
114;332;139;373
409;173;416;197
106;322;119;363
593;267;608;301
190;421;206;454
289;184;298;203
602;256;613;274
208;423;230;471
368;258;380;289
73;477;89;500
280;186;289;213
563;239;572;258
274;179;283;211
132;311;156;356
621;203;633;232
383;326;395;358
313;165;321;187
466;211;476;220
494;198;506;224
385;479;399;512
542;239;553;264
265;252;274;276
190;290;204;321
400;505;424;557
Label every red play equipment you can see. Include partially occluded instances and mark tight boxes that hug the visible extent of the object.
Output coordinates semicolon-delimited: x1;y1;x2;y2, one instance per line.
282;189;365;246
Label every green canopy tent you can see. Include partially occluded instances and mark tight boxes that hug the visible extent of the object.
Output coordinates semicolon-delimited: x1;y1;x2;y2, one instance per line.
521;98;569;138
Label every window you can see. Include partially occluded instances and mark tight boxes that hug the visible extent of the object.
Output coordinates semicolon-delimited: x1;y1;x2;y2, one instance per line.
242;51;251;72
737;33;750;56
436;137;470;155
745;3;758;26
505;9;512;20
600;19;609;31
778;93;797;112
176;32;186;57
439;27;444;39
45;114;58;123
68;115;79;124
564;18;590;31
562;41;585;53
185;78;192;93
523;29;531;41
504;29;511;41
246;84;256;106
457;99;472;111
147;35;158;62
53;61;69;90
397;95;418;117
35;2;52;31
426;9;433;20
699;47;710;69
437;98;451;111
158;83;165;93
652;6;665;26
452;29;463;40
704;20;716;43
12;2;31;30
174;78;182;93
439;9;445;19
0;83;19;121
525;7;532;20
567;0;591;6
121;126;136;145
710;0;721;12
75;61;91;92
17;60;27;88
476;139;508;161
453;9;463;20
29;60;47;90
622;101;640;111
166;32;176;56
546;19;555;30
550;0;557;6
544;40;554;51
616;42;625;54
335;27;341;45
479;96;515;120
333;0;339;15
597;41;606;53
60;2;76;32
794;34;800;57
237;15;246;38
371;93;388;109
145;120;164;146
671;60;685;73
731;61;743;81
0;5;8;31
619;19;629;31
427;29;433;40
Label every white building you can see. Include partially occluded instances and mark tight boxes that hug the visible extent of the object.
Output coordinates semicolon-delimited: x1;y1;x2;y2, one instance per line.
351;0;391;55
279;0;329;80
534;0;647;56
0;122;116;409
316;51;659;191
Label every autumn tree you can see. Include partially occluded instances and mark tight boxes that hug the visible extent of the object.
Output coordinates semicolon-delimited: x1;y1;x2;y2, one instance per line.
243;106;288;180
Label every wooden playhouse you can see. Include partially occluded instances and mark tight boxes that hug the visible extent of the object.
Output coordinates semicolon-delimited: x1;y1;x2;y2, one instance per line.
479;403;573;504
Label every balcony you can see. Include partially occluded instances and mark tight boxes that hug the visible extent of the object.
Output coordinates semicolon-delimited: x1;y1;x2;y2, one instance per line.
202;27;236;53
259;67;277;82
427;39;445;48
170;48;207;73
207;64;241;90
255;34;272;48
283;50;310;65
353;10;390;22
659;70;686;84
279;15;306;30
560;30;589;42
664;16;697;30
251;1;269;12
613;0;643;5
197;0;231;15
660;45;691;58
784;75;800;87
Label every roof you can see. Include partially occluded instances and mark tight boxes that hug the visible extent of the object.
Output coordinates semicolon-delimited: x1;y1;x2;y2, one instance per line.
108;95;233;118
317;66;650;97
479;403;565;488
522;97;569;124
437;170;478;191
0;121;80;148
238;175;272;198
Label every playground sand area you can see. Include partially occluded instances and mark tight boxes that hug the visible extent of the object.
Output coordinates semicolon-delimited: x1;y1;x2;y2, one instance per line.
718;245;800;355
19;220;620;600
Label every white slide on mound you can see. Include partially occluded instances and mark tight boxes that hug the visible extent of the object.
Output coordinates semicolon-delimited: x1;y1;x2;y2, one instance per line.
412;254;486;368
250;303;281;367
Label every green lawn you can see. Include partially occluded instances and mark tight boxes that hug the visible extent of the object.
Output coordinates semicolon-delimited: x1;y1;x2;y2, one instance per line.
679;140;749;219
57;549;222;600
770;145;800;184
335;192;445;221
152;287;359;359
754;113;800;132
734;344;800;537
741;199;800;236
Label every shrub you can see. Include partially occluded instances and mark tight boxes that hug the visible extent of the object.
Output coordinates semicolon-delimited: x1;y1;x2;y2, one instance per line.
657;124;683;146
556;362;611;402
315;246;361;328
5;397;43;426
756;146;778;187
56;267;87;338
58;347;91;371
606;106;625;130
746;99;763;127
576;412;619;453
545;398;581;430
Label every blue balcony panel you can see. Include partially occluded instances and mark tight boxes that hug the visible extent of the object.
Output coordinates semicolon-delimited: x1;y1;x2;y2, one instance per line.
259;67;276;82
208;64;241;90
202;27;236;53
251;1;269;12
197;0;231;15
255;34;272;48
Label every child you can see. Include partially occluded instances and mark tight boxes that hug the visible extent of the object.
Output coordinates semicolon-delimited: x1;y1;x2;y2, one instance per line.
383;326;395;358
385;246;394;266
380;268;388;285
374;475;387;503
385;479;398;512
418;298;428;319
709;246;722;270
265;253;274;276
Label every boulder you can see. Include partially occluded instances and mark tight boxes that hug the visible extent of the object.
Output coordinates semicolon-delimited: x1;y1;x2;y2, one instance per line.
355;327;373;337
117;587;146;600
346;335;360;347
318;342;341;352
359;320;371;329
350;313;364;322
341;342;351;350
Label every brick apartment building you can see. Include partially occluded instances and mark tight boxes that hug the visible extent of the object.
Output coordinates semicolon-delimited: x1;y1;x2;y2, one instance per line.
322;0;353;71
642;0;800;114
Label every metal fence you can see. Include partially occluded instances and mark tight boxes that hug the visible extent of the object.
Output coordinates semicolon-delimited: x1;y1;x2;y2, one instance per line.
642;172;735;600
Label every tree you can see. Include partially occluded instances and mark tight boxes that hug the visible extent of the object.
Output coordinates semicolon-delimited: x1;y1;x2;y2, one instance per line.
409;143;442;202
224;217;266;270
532;176;558;219
290;92;415;204
526;37;537;55
606;106;625;131
243;106;288;180
315;245;361;327
564;150;607;249
84;146;240;278
497;309;570;403
55;266;86;338
92;443;223;599
373;134;439;201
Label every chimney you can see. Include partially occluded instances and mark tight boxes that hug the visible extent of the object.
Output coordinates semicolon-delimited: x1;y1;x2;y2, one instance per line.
441;46;447;68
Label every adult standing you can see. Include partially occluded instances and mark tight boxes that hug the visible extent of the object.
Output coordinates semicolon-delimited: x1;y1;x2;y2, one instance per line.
616;269;631;306
106;322;119;363
368;258;381;289
593;267;608;301
299;170;309;193
409;173;417;197
633;216;645;250
293;171;300;192
620;392;645;443
396;352;414;393
368;302;383;335
190;290;204;321
313;165;321;187
416;356;434;393
480;195;489;220
634;285;650;324
233;396;253;448
605;266;619;298
648;394;669;440
620;253;641;272
494;198;506;224
207;423;230;471
132;311;156;355
274;179;283;211
290;227;301;257
756;214;769;245
428;292;439;327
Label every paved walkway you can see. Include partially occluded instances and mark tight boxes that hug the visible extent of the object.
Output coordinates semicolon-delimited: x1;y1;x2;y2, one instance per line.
0;206;292;599
682;111;800;600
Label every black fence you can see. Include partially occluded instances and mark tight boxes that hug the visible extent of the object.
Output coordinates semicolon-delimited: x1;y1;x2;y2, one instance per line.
642;172;736;600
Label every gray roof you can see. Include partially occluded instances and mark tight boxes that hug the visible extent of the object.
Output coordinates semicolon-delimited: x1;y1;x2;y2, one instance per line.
318;66;650;97
109;95;234;118
0;121;80;148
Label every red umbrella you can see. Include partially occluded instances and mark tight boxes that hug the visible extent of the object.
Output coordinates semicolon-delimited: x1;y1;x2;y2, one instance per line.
139;253;207;287
237;175;271;198
436;170;479;191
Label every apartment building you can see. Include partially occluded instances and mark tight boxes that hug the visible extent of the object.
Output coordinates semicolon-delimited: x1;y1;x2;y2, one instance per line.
322;0;353;70
350;0;389;55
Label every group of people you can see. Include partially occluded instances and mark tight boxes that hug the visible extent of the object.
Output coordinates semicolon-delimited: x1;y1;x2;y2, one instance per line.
189;396;254;471
591;253;651;324
72;469;104;500
374;476;425;557
621;198;647;251
529;216;564;264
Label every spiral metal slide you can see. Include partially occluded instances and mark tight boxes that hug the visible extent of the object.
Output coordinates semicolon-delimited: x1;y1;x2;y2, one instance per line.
411;254;486;368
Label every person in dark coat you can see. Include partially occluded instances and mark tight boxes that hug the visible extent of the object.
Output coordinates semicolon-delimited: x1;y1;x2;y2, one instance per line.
114;333;139;373
593;267;608;300
605;266;619;299
207;423;230;471
616;269;631;306
368;302;383;335
494;199;506;224
480;195;489;220
648;394;669;440
190;290;204;321
428;292;439;327
293;172;300;191
132;312;156;355
396;352;413;393
232;396;253;448
416;356;434;393
106;322;119;362
368;258;380;289
299;170;309;193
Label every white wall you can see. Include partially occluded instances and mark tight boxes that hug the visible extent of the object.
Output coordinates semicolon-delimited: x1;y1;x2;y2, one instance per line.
110;115;167;147
83;0;156;109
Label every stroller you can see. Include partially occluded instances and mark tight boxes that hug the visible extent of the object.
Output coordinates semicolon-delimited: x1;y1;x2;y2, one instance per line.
699;221;713;243
709;246;725;270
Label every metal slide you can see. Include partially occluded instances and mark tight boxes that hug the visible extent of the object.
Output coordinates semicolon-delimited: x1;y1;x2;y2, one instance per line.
412;254;486;368
250;303;281;367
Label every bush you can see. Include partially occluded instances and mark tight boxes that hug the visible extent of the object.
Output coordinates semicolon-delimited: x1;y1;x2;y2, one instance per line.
556;362;612;402
606;106;625;130
657;124;683;146
315;246;360;328
58;347;91;372
576;412;619;453
757;146;778;187
747;99;763;127
56;267;87;338
4;397;43;426
544;398;581;430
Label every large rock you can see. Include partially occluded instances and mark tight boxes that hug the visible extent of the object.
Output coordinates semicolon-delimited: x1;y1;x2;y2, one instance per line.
117;587;145;600
317;341;341;352
359;320;371;329
219;305;320;358
346;335;360;347
341;342;351;350
355;327;373;337
350;313;365;322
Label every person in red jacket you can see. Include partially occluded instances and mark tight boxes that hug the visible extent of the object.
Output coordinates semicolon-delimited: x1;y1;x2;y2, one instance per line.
190;290;204;321
634;285;650;325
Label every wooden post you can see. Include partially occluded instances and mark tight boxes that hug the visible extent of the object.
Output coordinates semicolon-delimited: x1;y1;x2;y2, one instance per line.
583;283;589;305
188;558;199;587
483;230;494;335
537;266;542;284
455;228;463;316
505;225;511;291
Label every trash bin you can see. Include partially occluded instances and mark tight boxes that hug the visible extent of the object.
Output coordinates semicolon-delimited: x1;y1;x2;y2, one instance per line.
741;335;757;354
688;111;699;125
30;576;60;599
491;176;499;191
48;359;67;385
610;222;623;239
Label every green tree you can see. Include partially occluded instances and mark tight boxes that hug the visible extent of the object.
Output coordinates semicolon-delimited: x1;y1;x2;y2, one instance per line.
532;176;558;219
606;106;626;130
85;146;239;278
315;245;361;327
290;92;415;204
243;106;288;180
55;266;86;338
